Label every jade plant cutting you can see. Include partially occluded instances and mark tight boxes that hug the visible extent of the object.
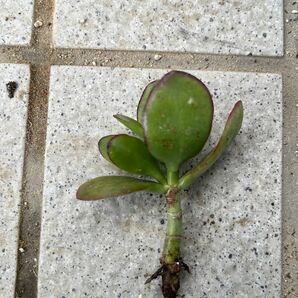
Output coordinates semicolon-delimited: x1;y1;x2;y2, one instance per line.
77;71;243;298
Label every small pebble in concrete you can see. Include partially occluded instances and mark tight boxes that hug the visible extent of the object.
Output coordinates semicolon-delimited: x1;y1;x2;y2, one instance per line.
38;66;282;297
153;54;162;61
0;64;30;298
0;0;34;45
34;20;43;28
79;18;87;24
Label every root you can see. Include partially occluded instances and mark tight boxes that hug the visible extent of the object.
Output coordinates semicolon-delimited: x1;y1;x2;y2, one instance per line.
145;259;190;298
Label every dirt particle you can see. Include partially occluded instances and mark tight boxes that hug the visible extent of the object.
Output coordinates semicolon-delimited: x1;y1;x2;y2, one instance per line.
237;218;250;227
286;272;291;279
6;81;18;98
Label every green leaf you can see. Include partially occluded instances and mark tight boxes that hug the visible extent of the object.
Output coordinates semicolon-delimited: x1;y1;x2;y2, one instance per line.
143;71;214;172
99;134;167;184
77;176;166;201
113;114;144;139
98;135;114;162
137;80;158;123
178;101;243;190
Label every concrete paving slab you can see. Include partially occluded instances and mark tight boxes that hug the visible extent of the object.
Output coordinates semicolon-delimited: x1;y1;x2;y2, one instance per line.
39;66;282;297
0;0;34;45
0;64;30;297
53;0;283;56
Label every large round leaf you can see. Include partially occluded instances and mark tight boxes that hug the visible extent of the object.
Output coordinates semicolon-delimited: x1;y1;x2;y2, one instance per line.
99;134;166;184
137;80;158;123
143;71;214;172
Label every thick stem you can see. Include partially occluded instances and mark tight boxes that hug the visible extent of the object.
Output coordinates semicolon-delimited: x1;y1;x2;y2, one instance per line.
167;170;179;187
160;189;182;297
163;189;182;264
145;189;188;297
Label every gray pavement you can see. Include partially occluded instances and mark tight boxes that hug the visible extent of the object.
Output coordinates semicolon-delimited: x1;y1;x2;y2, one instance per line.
0;64;30;297
38;67;282;297
53;0;283;56
0;0;33;45
0;0;297;297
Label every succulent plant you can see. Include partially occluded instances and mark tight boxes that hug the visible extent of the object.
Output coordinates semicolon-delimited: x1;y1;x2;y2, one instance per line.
77;71;243;298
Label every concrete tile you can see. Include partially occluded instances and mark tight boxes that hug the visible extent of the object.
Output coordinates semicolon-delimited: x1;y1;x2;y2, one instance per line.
0;64;30;297
53;0;283;56
39;66;282;297
0;0;34;45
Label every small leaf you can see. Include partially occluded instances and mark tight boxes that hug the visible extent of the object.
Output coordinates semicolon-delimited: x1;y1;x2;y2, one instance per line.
143;71;214;172
77;176;166;201
178;101;243;190
137;80;158;123
113;114;144;139
107;134;167;184
98;135;114;162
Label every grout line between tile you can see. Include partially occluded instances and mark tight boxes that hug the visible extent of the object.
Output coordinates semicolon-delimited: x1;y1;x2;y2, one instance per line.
281;1;298;297
15;66;51;298
0;45;296;72
14;0;55;297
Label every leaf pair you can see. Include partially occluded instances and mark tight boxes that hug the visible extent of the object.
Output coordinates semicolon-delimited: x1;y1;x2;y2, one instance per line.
77;132;167;201
99;134;166;184
77;71;243;201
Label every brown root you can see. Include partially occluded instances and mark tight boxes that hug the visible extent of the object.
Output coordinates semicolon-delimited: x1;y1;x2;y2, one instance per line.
161;263;180;298
145;260;190;298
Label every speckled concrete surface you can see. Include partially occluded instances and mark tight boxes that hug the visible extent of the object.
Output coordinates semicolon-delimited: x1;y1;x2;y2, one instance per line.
0;0;34;45
38;66;282;298
52;0;284;56
0;64;29;297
